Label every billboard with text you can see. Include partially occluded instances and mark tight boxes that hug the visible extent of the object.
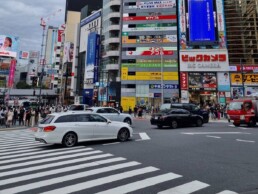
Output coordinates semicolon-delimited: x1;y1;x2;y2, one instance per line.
0;35;19;58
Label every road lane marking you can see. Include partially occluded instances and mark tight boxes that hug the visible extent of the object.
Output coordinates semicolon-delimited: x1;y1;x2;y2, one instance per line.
1;162;143;194
217;190;238;194
206;135;221;139
182;132;250;135
0;150;102;170
158;180;209;194
40;166;157;194
0;153;113;177
236;139;255;143
95;173;182;194
0;157;126;186
103;142;120;145
139;132;151;140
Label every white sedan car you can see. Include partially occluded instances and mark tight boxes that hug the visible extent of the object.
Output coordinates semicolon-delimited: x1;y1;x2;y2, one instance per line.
35;112;133;147
86;107;133;125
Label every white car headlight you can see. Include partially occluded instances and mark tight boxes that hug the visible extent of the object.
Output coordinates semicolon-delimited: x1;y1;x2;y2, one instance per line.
240;115;245;120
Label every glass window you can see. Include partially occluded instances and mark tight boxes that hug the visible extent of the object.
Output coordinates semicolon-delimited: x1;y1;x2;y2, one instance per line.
69;105;84;111
89;114;107;122
229;102;243;110
40;115;55;124
107;108;119;114
55;115;76;123
76;114;90;122
96;108;108;113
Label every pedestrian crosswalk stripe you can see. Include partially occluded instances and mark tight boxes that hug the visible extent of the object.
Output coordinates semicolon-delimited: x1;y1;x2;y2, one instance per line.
0;147;47;156
0;139;35;145
95;172;182;194
0;143;46;153
217;190;238;194
0;137;33;142
158;180;210;194
0;147;93;160
41;166;158;194
1;161;142;194
0;147;92;164
0;135;34;140
0;157;126;186
0;153;113;177
0;150;102;170
0;142;44;151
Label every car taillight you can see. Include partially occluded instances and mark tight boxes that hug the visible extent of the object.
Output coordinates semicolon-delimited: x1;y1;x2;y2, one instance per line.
43;126;56;132
251;110;255;114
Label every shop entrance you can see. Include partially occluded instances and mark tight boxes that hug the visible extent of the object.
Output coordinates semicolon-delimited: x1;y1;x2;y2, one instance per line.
189;91;217;107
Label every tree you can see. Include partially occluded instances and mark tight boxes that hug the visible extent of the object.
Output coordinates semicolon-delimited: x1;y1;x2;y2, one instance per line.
16;81;32;89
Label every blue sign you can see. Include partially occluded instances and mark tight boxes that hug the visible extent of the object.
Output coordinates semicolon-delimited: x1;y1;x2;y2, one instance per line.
149;84;179;89
86;32;100;83
187;0;217;45
82;89;93;106
80;11;101;27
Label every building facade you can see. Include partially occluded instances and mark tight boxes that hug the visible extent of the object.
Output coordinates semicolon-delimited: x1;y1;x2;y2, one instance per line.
178;0;230;106
101;0;122;107
224;0;258;98
121;0;178;110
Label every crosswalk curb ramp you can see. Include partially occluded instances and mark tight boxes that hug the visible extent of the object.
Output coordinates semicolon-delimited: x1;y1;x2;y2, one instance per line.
0;129;238;194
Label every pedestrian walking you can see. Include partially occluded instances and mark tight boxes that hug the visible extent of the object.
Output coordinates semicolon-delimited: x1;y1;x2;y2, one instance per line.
6;109;14;128
30;109;36;127
133;106;138;118
128;107;132;115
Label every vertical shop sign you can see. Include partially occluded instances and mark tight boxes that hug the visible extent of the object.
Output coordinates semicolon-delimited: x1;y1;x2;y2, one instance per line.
180;72;188;90
8;59;16;88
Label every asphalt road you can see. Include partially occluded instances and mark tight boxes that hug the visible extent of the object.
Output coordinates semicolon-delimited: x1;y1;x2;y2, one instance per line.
0;119;257;194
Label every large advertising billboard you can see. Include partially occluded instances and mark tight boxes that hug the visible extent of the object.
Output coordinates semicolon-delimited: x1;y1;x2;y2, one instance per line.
63;42;74;63
85;32;100;83
178;0;226;49
188;72;217;90
0;35;19;58
185;0;218;45
122;34;177;44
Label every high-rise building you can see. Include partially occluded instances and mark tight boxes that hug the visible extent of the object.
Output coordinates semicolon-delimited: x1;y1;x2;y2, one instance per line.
224;0;258;97
101;0;121;107
224;0;258;64
120;0;179;110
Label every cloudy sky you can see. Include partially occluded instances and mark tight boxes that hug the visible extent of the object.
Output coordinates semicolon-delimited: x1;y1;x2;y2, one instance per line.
0;0;66;52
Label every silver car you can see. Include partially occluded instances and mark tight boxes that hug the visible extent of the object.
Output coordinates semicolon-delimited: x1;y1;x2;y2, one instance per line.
86;107;133;125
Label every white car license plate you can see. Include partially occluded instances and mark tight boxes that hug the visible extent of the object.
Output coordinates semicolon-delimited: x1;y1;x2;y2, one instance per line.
155;116;158;120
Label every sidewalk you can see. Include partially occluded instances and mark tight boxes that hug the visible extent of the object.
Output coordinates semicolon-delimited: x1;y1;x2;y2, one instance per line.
0;125;29;131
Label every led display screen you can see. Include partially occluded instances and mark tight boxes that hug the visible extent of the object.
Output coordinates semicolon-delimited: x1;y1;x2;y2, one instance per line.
185;0;218;46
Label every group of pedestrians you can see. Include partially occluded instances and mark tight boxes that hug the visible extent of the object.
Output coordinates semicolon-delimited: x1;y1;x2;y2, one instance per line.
0;106;38;128
204;103;229;121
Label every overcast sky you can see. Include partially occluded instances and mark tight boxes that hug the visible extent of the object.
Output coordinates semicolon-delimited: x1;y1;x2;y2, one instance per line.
0;0;66;52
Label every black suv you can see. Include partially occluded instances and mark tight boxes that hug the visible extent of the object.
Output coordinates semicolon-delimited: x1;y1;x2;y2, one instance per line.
160;103;209;123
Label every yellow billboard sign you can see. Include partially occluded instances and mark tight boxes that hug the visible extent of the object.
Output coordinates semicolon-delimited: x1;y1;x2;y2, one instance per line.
121;97;136;111
231;73;258;86
122;72;178;81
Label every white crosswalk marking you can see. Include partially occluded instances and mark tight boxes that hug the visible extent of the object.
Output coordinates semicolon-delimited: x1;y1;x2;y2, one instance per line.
95;173;182;194
0;130;239;194
158;180;210;194
217;190;238;194
0;147;92;164
41;167;158;194
0;153;113;177
0;150;102;170
0;157;126;186
0;147;93;160
139;132;151;140
1;162;142;194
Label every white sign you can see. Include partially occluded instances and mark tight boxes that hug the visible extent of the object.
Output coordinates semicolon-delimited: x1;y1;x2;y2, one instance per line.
181;90;189;103
180;50;229;72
